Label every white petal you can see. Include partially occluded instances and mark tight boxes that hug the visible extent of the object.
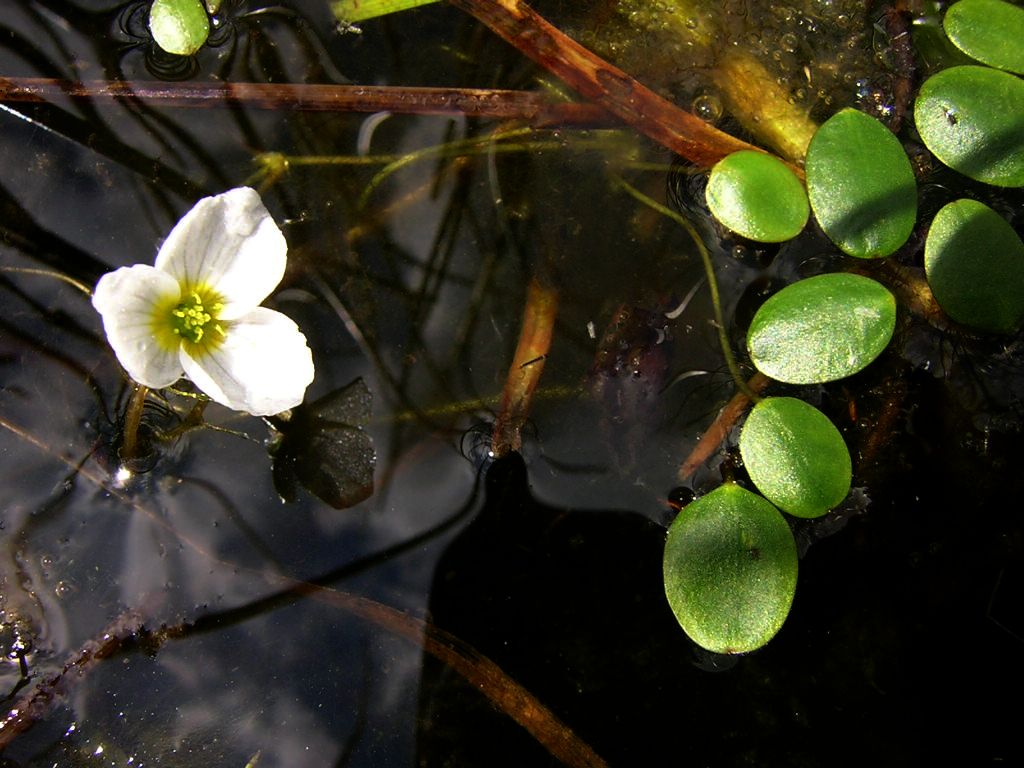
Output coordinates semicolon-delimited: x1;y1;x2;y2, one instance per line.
180;307;314;416
92;265;184;388
154;187;287;319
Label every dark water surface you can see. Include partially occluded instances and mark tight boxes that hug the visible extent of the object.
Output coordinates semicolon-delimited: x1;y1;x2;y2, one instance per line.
1;1;1023;766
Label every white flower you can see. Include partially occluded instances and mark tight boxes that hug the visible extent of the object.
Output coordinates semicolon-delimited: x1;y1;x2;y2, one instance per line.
92;187;314;416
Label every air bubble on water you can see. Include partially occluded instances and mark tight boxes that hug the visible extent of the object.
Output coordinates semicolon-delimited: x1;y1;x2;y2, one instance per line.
54;580;75;598
691;93;723;122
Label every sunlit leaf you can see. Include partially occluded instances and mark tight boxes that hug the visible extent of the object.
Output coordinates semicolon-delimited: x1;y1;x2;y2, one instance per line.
747;273;896;384
944;0;1024;75
663;484;797;654
914;65;1024;187
705;150;809;243
331;0;440;23
739;397;851;519
270;378;376;509
924;198;1024;333
149;0;210;56
805;108;917;258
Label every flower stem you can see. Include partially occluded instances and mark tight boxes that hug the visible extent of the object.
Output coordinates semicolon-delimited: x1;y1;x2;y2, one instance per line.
119;384;149;462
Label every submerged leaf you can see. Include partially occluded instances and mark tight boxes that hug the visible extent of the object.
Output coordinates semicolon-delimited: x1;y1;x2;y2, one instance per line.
270;378;376;509
705;150;809;243
944;0;1024;75
806;108;917;257
739;397;851;518
925;199;1024;333
747;273;896;384
914;66;1024;187
663;484;797;654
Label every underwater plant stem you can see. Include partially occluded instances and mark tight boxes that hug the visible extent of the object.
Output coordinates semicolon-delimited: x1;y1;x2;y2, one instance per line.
0;76;614;126
711;50;817;164
119;384;149;462
0;612;145;750
0;265;93;296
492;279;559;457
613;177;760;403
447;0;763;168
678;371;770;481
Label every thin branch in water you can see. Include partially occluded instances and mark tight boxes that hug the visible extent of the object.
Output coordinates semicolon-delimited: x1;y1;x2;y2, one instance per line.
0;76;617;126
492;278;559;457
677;371;770;481
446;0;765;168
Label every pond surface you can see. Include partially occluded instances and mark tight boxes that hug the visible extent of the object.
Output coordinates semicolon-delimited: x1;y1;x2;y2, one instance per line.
1;1;1023;766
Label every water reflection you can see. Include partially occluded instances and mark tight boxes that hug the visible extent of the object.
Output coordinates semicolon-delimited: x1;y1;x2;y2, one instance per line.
2;1;1024;767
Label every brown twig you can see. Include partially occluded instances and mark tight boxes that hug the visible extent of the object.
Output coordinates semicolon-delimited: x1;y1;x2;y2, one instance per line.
0;76;616;126
447;0;763;167
678;371;771;481
491;279;559;457
0;613;146;751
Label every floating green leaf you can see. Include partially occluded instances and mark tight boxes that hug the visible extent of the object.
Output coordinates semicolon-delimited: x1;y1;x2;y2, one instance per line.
663;484;797;654
805;108;917;258
914;66;1024;187
747;273;896;384
332;0;440;23
739;397;851;519
149;0;210;56
705;150;809;243
924;199;1024;333
944;0;1024;74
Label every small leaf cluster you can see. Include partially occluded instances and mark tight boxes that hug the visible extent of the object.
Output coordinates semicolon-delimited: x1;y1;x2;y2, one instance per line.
666;0;1024;656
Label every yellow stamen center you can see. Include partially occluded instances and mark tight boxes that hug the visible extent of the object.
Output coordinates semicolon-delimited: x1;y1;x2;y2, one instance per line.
158;285;226;353
172;292;216;343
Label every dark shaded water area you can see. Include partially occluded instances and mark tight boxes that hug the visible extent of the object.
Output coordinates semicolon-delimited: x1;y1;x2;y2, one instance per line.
1;1;1023;766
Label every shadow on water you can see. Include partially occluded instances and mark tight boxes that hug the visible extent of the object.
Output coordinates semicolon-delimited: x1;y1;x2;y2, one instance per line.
0;1;1023;767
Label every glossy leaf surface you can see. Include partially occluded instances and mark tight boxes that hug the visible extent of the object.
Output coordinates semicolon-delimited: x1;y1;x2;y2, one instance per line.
747;273;896;384
739;397;851;518
914;66;1024;187
149;0;210;56
663;484;797;654
944;0;1024;74
705;150;809;243
805;108;916;258
925;199;1024;333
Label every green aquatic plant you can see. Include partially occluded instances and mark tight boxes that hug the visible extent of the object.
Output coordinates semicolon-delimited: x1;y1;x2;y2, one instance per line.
914;65;1024;187
925;198;1024;333
805;108;917;259
704;150;808;243
943;0;1024;74
746;273;897;385
738;397;852;519
663;484;798;654
149;0;212;56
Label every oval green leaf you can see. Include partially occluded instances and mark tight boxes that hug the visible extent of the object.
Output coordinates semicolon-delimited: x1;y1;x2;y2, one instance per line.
925;199;1024;333
914;66;1024;187
739;397;852;519
706;150;810;243
150;0;210;56
944;0;1024;74
805;108;917;258
747;273;896;384
663;484;798;654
